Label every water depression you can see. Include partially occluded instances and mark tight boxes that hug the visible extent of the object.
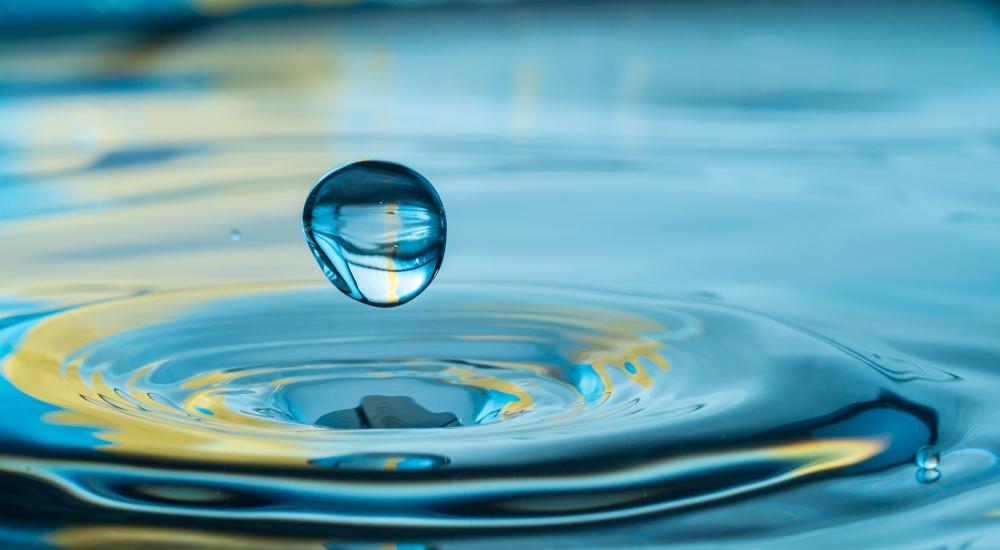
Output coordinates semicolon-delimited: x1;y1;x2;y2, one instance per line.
0;284;945;530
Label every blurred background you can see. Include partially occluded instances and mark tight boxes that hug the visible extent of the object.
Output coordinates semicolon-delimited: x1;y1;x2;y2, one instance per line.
2;0;999;342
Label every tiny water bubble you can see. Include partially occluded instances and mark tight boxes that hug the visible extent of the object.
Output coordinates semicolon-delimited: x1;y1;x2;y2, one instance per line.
916;468;941;484
915;445;941;484
916;445;940;470
229;228;241;242
302;160;446;307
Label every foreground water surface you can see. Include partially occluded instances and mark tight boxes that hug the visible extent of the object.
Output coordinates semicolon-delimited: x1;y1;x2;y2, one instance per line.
1;1;999;548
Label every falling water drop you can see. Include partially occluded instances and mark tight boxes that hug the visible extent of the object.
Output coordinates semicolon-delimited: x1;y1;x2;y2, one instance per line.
229;228;241;242
916;445;940;470
302;160;446;307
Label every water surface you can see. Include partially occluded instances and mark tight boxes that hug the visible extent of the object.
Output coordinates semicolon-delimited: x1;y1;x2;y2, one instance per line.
1;1;1000;548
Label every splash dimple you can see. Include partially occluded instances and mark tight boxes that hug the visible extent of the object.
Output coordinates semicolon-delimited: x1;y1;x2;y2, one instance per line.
0;284;943;531
302;160;446;307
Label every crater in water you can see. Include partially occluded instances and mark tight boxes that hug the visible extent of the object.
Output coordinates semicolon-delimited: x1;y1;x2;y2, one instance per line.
0;283;938;530
315;395;462;429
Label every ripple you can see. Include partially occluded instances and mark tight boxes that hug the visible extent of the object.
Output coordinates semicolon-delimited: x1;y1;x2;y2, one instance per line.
0;283;935;528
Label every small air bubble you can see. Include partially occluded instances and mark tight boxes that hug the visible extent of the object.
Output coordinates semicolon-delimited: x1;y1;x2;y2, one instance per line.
229;229;242;242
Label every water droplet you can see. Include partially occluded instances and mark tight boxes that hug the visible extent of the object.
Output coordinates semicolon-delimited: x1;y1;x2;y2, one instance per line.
916;445;940;470
302;160;446;307
915;468;941;484
229;229;241;242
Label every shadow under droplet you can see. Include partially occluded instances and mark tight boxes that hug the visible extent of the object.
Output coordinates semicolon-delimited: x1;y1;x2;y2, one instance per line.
315;395;461;430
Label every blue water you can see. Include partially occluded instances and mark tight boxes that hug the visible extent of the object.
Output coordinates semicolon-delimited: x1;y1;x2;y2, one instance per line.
303;160;446;306
1;1;1000;548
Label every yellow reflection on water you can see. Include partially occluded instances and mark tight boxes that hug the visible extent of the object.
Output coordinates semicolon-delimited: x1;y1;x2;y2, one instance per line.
480;304;673;396
51;524;329;550
2;284;309;466
3;284;677;465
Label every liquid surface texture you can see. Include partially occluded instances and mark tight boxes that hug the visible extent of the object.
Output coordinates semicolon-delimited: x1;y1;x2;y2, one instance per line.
0;284;945;531
1;1;1000;548
303;160;446;307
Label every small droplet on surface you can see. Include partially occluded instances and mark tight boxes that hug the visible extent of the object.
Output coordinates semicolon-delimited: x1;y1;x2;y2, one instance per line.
302;160;446;307
916;467;941;484
229;229;241;242
916;445;940;470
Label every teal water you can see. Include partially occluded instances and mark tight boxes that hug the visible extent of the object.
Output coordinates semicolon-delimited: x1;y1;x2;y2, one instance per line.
1;1;999;548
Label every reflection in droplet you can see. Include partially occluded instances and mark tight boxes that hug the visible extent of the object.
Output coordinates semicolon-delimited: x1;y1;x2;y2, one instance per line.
915;445;941;484
916;445;940;469
302;160;446;307
915;468;941;484
229;229;241;242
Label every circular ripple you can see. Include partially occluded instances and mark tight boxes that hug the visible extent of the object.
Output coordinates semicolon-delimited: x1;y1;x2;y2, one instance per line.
0;283;934;528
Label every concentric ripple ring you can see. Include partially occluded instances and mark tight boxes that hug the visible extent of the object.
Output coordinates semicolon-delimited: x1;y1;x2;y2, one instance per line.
0;283;935;528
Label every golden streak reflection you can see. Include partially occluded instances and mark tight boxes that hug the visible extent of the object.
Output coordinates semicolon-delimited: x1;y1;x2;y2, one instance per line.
3;285;676;465
50;524;329;550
